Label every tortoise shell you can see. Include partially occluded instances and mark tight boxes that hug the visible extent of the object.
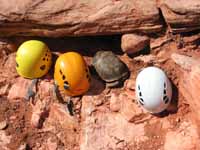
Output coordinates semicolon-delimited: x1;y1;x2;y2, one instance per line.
92;51;129;87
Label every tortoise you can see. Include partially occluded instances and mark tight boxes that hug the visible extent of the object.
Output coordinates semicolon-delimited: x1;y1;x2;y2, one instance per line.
92;51;129;87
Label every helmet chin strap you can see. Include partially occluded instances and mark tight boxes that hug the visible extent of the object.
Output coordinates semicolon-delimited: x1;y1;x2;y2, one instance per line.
66;98;74;116
25;78;38;102
53;81;74;116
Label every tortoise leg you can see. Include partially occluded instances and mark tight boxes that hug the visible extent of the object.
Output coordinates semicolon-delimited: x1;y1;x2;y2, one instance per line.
25;79;38;101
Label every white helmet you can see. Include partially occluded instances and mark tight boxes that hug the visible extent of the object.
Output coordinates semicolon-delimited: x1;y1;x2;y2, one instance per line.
135;66;172;114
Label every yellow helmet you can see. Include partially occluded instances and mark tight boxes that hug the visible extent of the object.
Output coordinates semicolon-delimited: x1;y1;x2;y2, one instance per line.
16;40;52;79
54;52;90;96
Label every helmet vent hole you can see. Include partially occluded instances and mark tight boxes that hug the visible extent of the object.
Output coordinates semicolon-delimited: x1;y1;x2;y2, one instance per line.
60;70;63;75
163;96;169;104
40;65;46;70
139;100;144;105
164;82;166;88
43;58;45;61
45;53;48;56
16;62;19;67
139;92;142;96
164;97;169;104
138;85;140;90
47;58;48;61
140;98;144;102
63;81;69;90
164;89;166;94
86;74;89;79
62;75;66;80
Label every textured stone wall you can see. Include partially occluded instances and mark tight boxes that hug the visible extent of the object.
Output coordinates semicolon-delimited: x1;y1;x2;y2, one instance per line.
0;0;199;37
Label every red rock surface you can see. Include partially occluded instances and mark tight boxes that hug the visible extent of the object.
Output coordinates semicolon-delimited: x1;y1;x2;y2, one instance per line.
171;54;200;134
0;32;200;149
7;78;32;101
31;99;50;128
121;34;150;55
0;131;12;150
159;0;200;33
0;0;162;37
0;0;199;37
164;121;200;150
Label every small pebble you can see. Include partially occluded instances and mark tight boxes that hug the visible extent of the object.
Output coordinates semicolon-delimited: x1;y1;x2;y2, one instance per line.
176;118;181;123
93;98;104;106
0;120;8;130
18;143;27;150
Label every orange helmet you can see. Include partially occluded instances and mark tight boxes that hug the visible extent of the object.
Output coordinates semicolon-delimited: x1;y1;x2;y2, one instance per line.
54;52;91;96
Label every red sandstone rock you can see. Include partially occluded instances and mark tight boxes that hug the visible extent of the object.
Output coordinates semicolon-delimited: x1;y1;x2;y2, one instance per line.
164;121;200;150
134;54;157;64
31;99;50;128
38;138;58;150
2;53;18;79
18;143;27;150
80;91;155;150
45;138;58;150
81;96;97;120
0;130;11;150
159;0;200;33
0;83;10;96
7;77;32;100
110;93;121;112
124;89;136;101
171;53;198;71
124;78;135;91
0;38;17;53
171;53;200;132
43;103;79;149
180;65;200;120
0;0;199;37
80;97;148;150
121;34;150;55
150;36;172;49
47;103;78;129
37;79;54;98
30;79;55;128
0;0;162;37
0;31;200;150
119;93;150;123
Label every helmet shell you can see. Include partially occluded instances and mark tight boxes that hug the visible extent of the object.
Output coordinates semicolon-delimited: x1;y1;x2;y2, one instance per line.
54;52;90;96
16;40;52;79
135;67;172;113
